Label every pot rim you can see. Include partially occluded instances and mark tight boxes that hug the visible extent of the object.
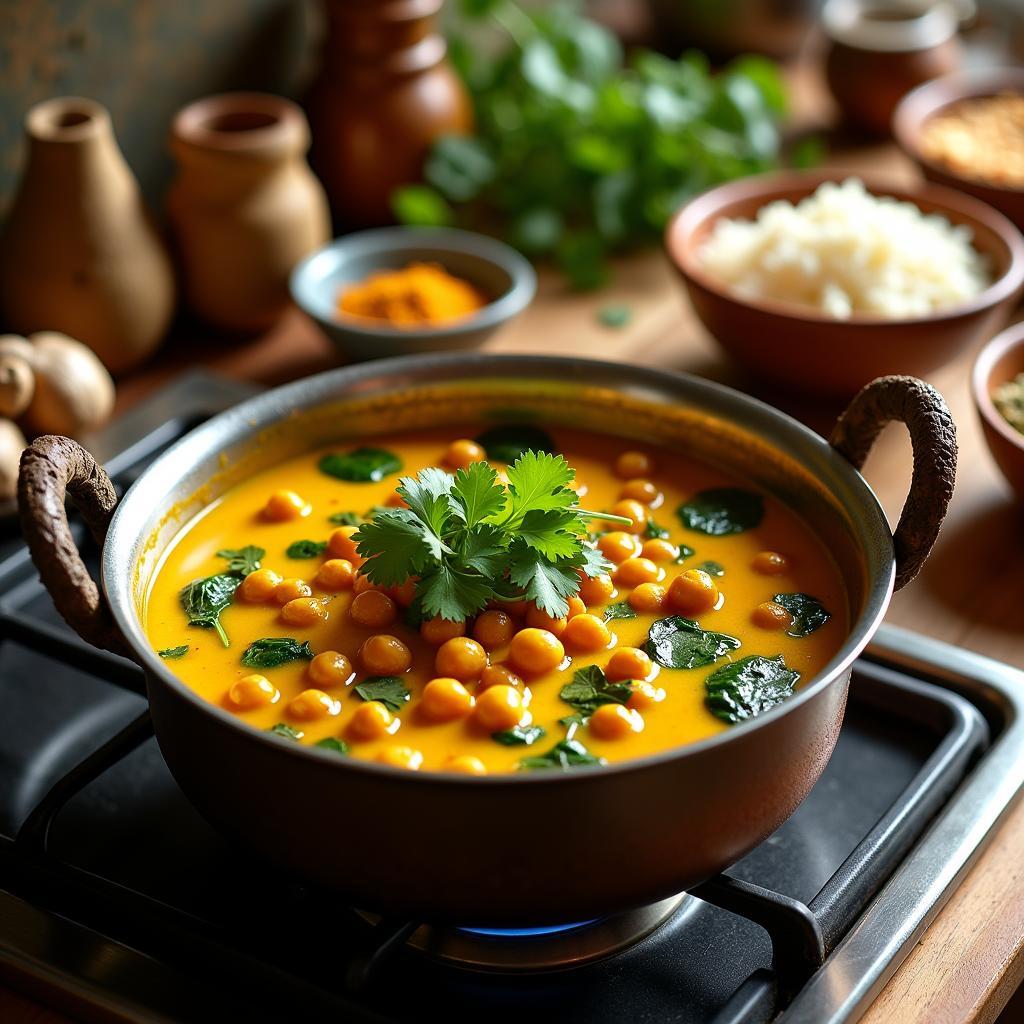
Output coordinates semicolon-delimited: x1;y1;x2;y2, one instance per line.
103;353;894;784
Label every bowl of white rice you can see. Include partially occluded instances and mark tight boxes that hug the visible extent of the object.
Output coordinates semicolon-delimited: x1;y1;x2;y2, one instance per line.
666;171;1024;397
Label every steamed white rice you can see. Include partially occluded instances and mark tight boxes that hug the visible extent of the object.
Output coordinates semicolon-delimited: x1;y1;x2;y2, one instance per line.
697;178;991;320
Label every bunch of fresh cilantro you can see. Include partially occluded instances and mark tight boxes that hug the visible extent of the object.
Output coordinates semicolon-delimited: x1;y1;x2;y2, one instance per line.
392;0;788;288
353;452;616;621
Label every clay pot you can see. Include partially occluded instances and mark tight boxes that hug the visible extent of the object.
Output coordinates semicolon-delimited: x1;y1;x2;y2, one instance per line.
166;93;331;335
0;97;175;375
305;0;473;228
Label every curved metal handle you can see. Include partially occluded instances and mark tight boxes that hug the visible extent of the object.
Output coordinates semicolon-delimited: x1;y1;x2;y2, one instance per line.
17;435;132;656
830;376;957;591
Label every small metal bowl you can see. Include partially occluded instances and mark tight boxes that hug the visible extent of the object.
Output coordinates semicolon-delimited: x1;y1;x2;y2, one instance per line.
290;227;536;361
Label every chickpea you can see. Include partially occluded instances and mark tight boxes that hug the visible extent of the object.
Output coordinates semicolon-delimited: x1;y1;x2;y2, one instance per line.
614;450;654;480
391;577;418;606
641;539;678;563
262;489;310;522
619;479;661;505
752;551;790;576
566;595;587;619
611;499;647;535
359;633;412;675
667;569;719;615
577;573;615;606
473;610;514;650
606;647;653;682
420;677;475;722
327;526;362;564
239;568;283;603
597;531;642;564
348;701;396;740
308;651;353;688
280;596;328;627
562;613;612;652
478;664;524;691
629;582;666;613
288;688;340;720
350;590;397;628
445;755;487;775
752;601;794;631
472;684;524;731
316;558;355;592
525;605;568;637
274;577;312;604
435;637;488;680
353;572;384;595
508;627;565;675
227;674;279;710
628;680;666;710
375;746;423;770
493;598;529;619
421;616;466;646
615;557;660;588
589;703;644;739
444;438;486;469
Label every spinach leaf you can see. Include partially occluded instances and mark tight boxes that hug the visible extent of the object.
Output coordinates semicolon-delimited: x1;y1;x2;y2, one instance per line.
492;724;547;746
314;737;350;755
645;615;741;670
328;511;361;526
676;544;695;562
474;424;555;463
217;546;265;575
696;560;725;577
180;573;243;648
603;601;638;621
286;539;328;559
241;638;314;669
677;488;764;536
158;645;189;660
705;654;800;723
559;664;633;719
520;738;606;770
319;447;402;483
644;518;671;540
354;676;411;712
773;593;831;638
269;722;303;741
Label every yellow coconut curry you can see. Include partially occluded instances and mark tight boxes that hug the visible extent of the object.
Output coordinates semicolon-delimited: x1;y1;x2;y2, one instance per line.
144;425;847;774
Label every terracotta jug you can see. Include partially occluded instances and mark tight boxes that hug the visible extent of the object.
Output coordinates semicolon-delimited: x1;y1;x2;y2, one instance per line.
0;97;175;374
166;93;331;335
305;0;473;228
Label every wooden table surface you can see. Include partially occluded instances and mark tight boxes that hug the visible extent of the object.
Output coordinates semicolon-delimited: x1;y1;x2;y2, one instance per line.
5;78;1024;1024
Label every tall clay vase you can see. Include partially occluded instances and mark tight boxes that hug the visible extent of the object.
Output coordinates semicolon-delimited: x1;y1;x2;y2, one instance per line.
0;97;175;374
305;0;473;228
166;93;331;335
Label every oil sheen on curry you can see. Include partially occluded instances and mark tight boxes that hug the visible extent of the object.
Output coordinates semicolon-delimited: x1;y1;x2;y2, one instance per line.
144;425;848;774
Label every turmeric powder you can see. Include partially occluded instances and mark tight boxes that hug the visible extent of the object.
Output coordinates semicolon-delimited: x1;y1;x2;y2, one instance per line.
338;262;487;327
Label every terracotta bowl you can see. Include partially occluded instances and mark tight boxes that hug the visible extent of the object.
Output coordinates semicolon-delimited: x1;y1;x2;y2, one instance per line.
972;322;1024;501
894;69;1024;231
665;170;1024;398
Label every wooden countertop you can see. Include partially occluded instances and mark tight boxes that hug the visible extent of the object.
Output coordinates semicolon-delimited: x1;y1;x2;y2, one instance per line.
5;86;1024;1024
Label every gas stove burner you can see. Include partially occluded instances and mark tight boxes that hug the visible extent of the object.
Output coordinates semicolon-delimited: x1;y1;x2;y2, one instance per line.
359;893;690;972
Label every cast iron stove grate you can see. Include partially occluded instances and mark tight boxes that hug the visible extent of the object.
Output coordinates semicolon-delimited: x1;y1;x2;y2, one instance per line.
0;372;1022;1024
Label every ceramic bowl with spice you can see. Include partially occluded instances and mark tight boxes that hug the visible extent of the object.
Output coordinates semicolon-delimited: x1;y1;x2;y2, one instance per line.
290;227;536;361
972;322;1024;500
894;68;1024;230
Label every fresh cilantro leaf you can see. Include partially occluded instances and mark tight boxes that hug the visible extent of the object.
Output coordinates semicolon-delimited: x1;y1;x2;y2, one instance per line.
507;542;580;618
286;539;327;559
678;488;764;536
319;447;402;483
397;467;455;537
492;724;547;746
644;519;671;540
217;546;264;576
475;424;555;463
180;573;242;647
520;738;605;770
645;616;741;670
577;544;614;578
354;509;440;585
158;645;189;659
518;508;581;560
603;601;637;620
355;676;411;712
503;450;576;525
773;593;830;637
559;664;633;719
269;723;303;741
241;638;314;669
418;562;494;621
314;737;350;755
705;655;799;723
458;523;507;577
450;461;505;526
676;544;695;562
328;510;361;526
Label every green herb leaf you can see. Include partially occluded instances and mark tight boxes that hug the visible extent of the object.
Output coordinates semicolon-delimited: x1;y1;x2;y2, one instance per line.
773;593;831;637
216;546;265;576
180;573;242;647
644;518;671;540
474;424;555;463
158;645;189;659
450;461;506;527
598;303;631;328
520;738;606;771
328;511;361;526
705;654;799;723
286;539;327;559
645;615;741;670
504;450;576;524
678;488;764;536
269;723;303;741
559;664;634;719
603;601;638;620
676;544;695;562
418;562;494;621
319;447;402;483
696;560;725;577
354;676;412;712
492;724;547;746
241;638;314;669
314;737;350;755
391;184;454;226
507;542;581;619
353;509;439;586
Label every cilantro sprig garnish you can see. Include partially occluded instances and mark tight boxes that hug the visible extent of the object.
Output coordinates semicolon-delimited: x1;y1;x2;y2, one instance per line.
353;452;627;621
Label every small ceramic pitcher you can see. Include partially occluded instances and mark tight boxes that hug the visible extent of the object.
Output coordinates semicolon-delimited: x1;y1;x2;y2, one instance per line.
166;93;331;334
0;97;175;374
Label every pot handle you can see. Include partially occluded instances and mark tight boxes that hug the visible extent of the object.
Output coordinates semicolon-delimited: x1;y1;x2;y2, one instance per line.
17;435;133;657
829;375;957;591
